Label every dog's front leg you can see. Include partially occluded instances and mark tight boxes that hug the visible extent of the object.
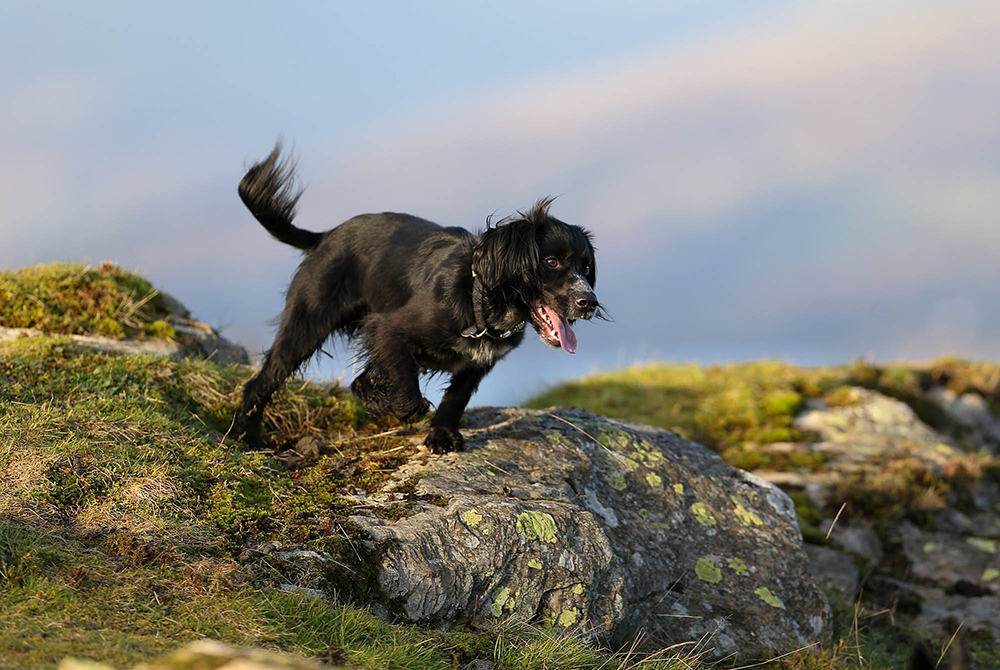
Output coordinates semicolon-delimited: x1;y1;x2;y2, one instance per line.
425;365;491;454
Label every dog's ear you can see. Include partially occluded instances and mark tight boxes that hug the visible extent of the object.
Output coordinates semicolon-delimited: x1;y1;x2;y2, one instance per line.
584;233;597;288
472;218;539;294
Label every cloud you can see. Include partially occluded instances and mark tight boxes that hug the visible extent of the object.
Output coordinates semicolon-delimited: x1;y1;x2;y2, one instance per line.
305;1;998;230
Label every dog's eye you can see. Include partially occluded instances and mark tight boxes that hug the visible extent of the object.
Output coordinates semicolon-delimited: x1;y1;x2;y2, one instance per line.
545;257;559;268
584;264;591;274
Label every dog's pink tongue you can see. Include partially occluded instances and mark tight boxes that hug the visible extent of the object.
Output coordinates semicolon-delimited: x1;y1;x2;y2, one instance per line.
559;318;578;354
541;303;577;354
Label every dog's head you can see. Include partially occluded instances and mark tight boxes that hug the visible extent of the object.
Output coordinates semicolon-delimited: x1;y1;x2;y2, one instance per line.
472;198;602;353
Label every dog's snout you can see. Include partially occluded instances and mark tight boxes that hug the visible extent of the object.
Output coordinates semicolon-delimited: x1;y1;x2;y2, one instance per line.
575;292;599;315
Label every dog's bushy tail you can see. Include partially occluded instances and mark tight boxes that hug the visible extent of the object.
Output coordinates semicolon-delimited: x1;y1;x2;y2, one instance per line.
238;142;323;251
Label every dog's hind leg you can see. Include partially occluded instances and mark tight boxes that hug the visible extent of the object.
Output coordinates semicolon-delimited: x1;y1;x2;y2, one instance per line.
236;300;331;449
424;365;491;454
351;312;428;422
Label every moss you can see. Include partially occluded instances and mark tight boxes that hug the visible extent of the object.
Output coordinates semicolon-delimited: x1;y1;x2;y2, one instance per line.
720;443;826;473
515;511;560;543
144;318;176;339
754;587;784;609
726;557;749;575
690;502;716;527
830;458;950;526
0;263;174;339
824;385;861;407
762;390;803;417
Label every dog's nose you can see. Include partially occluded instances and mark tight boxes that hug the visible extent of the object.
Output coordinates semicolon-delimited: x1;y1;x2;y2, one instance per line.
575;292;599;314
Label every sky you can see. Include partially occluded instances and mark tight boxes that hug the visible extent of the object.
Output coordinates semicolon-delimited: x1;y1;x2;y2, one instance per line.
3;1;1000;406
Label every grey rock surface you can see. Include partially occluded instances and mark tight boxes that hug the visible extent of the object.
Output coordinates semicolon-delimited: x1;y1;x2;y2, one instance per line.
170;316;250;364
824;523;883;571
793;390;953;483
926;387;1000;452
893;521;998;590
350;407;832;660
803;544;860;599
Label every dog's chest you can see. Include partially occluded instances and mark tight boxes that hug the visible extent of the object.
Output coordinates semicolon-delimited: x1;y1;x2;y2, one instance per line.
458;336;517;367
416;335;518;372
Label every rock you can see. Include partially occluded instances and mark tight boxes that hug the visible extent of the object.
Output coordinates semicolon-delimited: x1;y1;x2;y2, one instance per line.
0;326;182;357
170;316;249;365
349;407;832;660
239;542;339;597
157;290;191;319
790;389;956;510
238;541;282;564
274;436;325;469
825;523;883;570
925;387;1000;450
58;661;115;670
804;544;860;598
931;508;1000;538
892;521;998;592
754;386;1000;649
794;390;953;468
877;576;1000;641
279;583;327;600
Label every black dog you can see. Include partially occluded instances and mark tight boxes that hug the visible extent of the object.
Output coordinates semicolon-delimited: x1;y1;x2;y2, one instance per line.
235;143;601;454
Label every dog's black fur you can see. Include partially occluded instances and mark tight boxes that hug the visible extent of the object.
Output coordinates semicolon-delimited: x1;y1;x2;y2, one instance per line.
234;143;601;454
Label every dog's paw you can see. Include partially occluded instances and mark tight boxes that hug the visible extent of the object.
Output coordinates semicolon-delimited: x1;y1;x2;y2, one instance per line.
424;426;465;454
234;414;264;450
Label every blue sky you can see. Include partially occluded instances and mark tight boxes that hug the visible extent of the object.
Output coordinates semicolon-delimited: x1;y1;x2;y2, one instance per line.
3;1;1000;406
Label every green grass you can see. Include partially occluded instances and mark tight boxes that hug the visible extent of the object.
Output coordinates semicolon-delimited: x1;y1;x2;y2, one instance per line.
0;262;175;339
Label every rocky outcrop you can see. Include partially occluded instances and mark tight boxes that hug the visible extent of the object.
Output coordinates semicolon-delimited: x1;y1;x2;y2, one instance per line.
0;291;248;365
346;407;832;660
752;388;1000;641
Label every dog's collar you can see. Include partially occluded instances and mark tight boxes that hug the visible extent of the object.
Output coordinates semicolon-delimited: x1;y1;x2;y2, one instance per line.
461;268;525;340
462;321;525;340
